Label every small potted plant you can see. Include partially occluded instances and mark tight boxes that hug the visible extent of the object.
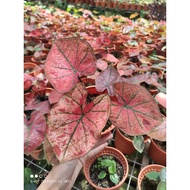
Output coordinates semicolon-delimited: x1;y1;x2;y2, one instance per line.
147;92;166;166
84;146;129;190
137;164;166;190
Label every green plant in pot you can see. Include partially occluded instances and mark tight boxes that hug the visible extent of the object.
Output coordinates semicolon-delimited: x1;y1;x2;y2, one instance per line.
96;156;119;185
137;164;166;190
24;37;163;188
147;92;166;166
145;167;166;190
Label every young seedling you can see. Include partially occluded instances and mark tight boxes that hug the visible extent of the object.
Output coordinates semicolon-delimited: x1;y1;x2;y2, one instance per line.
96;156;119;185
146;167;166;190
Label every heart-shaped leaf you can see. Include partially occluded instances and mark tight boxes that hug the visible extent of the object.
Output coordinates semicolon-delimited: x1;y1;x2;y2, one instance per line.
24;111;46;155
24;100;50;115
43;136;59;164
44;37;97;94
95;65;120;96
98;171;107;179
147;115;166;141
46;82;110;163
157;181;166;190
132;135;145;153
96;59;108;71
110;82;163;136
155;92;166;108
48;89;63;104
110;173;119;185
102;53;119;63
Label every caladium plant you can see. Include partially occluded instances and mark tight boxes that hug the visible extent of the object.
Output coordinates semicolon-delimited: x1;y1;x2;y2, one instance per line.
24;37;164;164
44;37;97;94
45;82;110;163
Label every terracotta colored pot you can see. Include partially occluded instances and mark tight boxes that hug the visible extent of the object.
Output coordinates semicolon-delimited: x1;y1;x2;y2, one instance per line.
148;138;166;166
85;0;90;4
24;55;33;62
95;0;101;7
129;3;136;10
84;146;129;190
35;87;53;97
148;85;159;95
114;128;150;155
112;2;118;8
136;4;143;11
31;52;47;65
143;4;149;11
137;164;165;190
123;3;130;10
107;2;113;8
101;124;115;136
118;3;124;10
24;62;37;76
100;1;106;7
90;0;95;6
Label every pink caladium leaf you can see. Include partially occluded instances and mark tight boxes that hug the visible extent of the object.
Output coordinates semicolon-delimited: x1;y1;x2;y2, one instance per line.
44;37;97;93
43;137;59;164
110;82;163;136
24;92;36;106
24;100;50;115
147;115;166;141
117;57;137;76
137;54;151;64
102;53;119;63
96;59;108;71
145;72;163;87
95;65;120;96
24;111;46;155
24;73;35;90
125;73;151;84
48;89;63;104
46;82;110;163
82;9;92;18
155;92;166;108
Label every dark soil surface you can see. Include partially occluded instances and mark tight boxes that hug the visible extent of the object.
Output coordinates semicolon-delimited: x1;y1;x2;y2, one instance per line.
154;139;166;152
141;176;159;190
102;119;112;132
90;155;124;188
121;129;146;140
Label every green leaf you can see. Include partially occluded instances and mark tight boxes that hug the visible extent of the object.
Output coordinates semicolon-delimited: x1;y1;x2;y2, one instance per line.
157;86;166;94
132;135;144;153
146;171;159;181
149;55;160;60
24;183;37;190
159;167;166;182
128;40;138;46
101;159;114;167
26;46;34;52
110;173;119;185
157;181;166;190
146;39;153;44
108;161;116;174
24;167;33;185
98;171;106;179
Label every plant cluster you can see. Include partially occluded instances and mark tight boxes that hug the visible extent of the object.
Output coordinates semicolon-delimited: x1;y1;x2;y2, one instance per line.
24;3;166;165
95;156;119;185
143;167;166;190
